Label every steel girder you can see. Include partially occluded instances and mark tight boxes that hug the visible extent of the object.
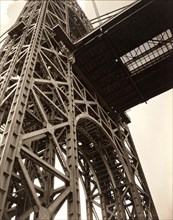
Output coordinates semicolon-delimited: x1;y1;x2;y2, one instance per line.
0;0;158;219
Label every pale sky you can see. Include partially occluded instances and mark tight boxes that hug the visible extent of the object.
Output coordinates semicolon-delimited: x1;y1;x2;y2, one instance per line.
0;0;172;219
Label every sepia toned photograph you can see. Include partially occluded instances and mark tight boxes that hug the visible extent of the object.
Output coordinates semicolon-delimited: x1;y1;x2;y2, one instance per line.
0;0;172;219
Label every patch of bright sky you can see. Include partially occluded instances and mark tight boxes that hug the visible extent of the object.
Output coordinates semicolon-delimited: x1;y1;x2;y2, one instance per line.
0;0;84;33
0;0;14;25
0;0;26;38
77;0;86;10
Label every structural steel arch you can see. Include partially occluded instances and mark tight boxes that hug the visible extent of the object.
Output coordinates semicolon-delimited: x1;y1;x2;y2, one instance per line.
76;114;151;219
0;0;161;219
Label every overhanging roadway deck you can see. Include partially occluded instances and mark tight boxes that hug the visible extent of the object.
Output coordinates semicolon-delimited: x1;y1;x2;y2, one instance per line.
73;0;173;112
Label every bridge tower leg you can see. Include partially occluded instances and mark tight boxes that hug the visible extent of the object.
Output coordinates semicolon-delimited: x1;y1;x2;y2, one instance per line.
0;0;159;219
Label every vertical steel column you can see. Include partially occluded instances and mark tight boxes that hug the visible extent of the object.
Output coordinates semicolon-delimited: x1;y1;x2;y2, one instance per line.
0;39;15;73
42;138;55;207
66;54;81;220
65;0;70;35
0;1;48;218
85;167;94;220
117;121;146;218
0;1;40;104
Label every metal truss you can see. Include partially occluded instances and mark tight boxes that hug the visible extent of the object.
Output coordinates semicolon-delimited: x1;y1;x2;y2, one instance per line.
121;29;173;75
0;0;159;219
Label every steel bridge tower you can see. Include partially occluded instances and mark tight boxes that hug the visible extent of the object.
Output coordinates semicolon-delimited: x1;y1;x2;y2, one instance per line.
0;0;172;219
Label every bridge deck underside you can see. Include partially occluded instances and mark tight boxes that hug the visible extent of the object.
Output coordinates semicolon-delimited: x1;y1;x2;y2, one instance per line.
74;0;173;112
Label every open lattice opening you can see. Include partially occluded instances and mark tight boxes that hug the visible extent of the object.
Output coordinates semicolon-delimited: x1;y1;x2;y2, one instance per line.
121;29;173;75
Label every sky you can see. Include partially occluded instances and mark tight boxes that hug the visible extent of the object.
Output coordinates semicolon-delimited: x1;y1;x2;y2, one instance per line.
0;0;172;219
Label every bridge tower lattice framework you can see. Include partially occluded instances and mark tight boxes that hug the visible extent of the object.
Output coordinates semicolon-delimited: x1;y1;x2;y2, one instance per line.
0;0;159;219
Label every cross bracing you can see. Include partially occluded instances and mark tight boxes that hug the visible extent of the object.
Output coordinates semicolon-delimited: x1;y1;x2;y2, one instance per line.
0;0;171;219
